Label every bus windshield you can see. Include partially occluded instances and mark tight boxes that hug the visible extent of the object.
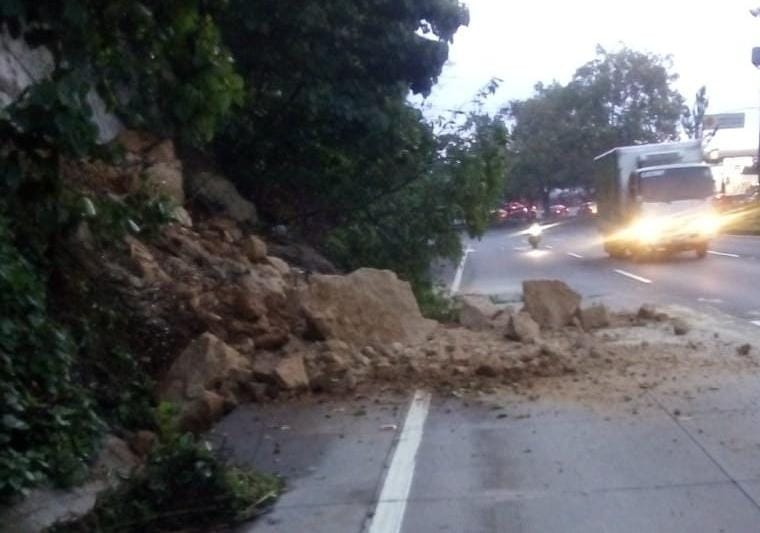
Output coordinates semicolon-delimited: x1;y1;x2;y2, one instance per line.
638;166;714;203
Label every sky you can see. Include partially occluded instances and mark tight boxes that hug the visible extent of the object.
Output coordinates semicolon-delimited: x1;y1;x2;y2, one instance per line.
416;0;760;149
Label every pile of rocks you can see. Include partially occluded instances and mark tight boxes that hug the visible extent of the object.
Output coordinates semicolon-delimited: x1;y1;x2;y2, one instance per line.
63;130;703;434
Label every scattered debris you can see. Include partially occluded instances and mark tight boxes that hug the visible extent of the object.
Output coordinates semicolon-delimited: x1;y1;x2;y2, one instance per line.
672;318;691;336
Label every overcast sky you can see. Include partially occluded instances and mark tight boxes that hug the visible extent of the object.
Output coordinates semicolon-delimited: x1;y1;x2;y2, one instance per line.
417;0;760;147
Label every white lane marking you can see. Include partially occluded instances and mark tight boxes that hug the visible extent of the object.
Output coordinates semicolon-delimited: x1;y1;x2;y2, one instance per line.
751;321;760;328
367;390;431;533
698;297;724;304
567;252;583;259
544;244;553;249
708;250;740;258
613;269;653;284
449;247;475;295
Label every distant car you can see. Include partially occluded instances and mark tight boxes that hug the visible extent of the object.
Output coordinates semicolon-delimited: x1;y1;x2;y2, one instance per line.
548;204;570;218
578;201;597;217
504;202;530;222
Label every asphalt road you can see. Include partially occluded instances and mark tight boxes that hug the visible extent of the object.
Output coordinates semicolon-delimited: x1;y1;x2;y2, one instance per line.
457;219;760;324
222;220;760;533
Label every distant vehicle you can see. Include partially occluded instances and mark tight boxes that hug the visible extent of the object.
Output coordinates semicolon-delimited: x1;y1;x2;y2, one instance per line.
493;201;534;225
547;204;570;218
504;201;530;222
594;140;718;259
578;201;598;217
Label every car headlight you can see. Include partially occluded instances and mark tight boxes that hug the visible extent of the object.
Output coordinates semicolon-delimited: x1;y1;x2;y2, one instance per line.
631;218;660;243
698;214;721;235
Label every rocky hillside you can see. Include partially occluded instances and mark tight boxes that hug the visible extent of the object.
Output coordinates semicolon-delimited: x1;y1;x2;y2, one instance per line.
60;131;750;436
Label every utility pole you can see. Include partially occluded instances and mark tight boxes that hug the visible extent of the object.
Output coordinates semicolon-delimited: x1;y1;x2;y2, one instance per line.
753;47;760;187
752;8;760;187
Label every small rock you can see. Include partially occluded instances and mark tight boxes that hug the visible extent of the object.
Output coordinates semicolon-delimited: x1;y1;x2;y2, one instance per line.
275;355;310;390
672;318;690;336
242;235;268;262
458;295;500;330
266;256;291;277
171;206;193;228
737;343;752;356
637;304;658;320
505;312;541;344
578;304;610;330
129;430;158;458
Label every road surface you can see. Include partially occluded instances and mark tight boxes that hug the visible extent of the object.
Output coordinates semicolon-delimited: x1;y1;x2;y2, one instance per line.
221;221;760;533
456;219;760;324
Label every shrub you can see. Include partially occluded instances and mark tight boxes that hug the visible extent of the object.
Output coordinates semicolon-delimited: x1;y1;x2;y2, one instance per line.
0;219;103;502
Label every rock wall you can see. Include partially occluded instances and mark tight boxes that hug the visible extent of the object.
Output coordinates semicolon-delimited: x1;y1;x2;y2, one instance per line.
0;29;122;143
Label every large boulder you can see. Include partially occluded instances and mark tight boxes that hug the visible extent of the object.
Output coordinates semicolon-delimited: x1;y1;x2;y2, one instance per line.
298;268;436;346
186;171;257;224
160;333;251;429
458;295;500;331
522;280;581;329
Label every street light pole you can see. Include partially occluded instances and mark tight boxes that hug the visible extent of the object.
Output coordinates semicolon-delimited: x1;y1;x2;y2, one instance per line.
753;47;760;187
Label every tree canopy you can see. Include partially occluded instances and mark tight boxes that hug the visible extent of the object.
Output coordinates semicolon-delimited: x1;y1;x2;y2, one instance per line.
506;46;687;203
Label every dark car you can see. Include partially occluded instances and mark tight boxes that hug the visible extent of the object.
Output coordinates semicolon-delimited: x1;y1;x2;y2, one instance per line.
548;204;570;219
505;202;529;221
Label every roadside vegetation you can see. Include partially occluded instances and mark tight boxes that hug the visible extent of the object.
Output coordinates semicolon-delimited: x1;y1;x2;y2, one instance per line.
0;0;715;530
0;0;502;529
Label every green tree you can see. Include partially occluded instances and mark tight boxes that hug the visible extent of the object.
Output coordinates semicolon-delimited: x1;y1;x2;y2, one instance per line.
214;0;470;232
506;46;686;206
571;46;685;147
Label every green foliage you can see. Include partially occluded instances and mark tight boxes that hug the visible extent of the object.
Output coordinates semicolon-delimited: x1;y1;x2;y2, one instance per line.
0;219;103;502
506;46;686;203
50;413;282;532
80;189;175;243
0;0;244;145
324;105;508;285
214;0;473;235
415;284;460;322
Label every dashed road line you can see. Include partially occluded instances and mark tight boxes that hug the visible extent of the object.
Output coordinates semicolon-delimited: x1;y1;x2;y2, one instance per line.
544;244;553;249
567;252;583;259
613;269;653;284
708;250;740;258
751;320;760;328
367;390;431;533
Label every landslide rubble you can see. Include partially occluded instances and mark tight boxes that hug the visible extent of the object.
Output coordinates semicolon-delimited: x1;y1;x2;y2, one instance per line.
64;131;760;434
